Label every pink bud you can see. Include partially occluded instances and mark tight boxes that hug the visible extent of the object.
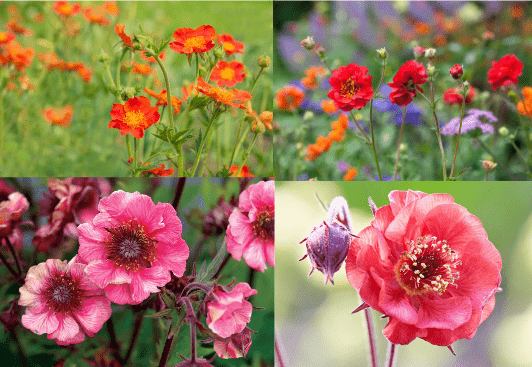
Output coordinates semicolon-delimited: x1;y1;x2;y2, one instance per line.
413;46;425;59
449;64;463;79
301;36;315;50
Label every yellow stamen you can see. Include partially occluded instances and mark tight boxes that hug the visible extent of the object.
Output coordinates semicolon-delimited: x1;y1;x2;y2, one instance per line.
184;36;206;50
123;111;147;129
220;67;236;80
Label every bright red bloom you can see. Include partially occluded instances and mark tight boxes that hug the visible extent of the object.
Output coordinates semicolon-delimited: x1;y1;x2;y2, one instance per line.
275;85;305;111
217;33;245;56
145;164;174;177
346;190;502;346
388;60;427;106
327;63;373;111
0;41;34;72
487;54;523;90
43;106;73;127
449;64;463;79
109;96;160;138
114;24;132;47
196;77;251;109
229;165;254;177
170;25;216;54
211;60;246;88
443;86;476;106
53;1;81;17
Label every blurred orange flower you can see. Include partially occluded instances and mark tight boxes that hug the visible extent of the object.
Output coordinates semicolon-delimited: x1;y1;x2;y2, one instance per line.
109;96;160;138
517;87;532;117
123;62;155;76
53;1;81;17
0;31;16;45
43;106;73;127
321;100;338;114
275;85;305;111
170;25;216;54
229;165;254;177
217;33;245;56
103;1;120;16
114;24;132;47
301;65;325;89
343;167;358;181
196;77;251;109
143;88;182;115
210;60;246;88
181;82;198;101
6;18;32;36
0;41;34;72
83;6;110;26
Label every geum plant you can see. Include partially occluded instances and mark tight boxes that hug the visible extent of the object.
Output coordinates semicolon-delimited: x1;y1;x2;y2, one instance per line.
105;24;272;178
0;178;275;366
295;191;502;367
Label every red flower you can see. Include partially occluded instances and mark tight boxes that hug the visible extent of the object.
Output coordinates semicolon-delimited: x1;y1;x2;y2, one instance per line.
217;34;244;56
487;54;523;90
144;164;174;177
0;31;16;45
144;88;182;115
229;165;254;177
388;60;427;106
140;50;165;63
449;64;463;79
109;96;160;138
443;86;476;106
346;190;502;346
210;60;246;88
327;63;373;111
170;25;216;54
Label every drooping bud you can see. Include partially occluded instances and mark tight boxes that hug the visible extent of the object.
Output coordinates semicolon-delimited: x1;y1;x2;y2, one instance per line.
301;36;315;50
299;221;352;285
449;64;463;79
413;46;425;60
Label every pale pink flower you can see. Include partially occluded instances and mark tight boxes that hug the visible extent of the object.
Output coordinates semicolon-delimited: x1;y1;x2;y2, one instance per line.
206;282;257;338
77;190;189;305
213;327;253;359
18;258;112;345
0;192;29;237
226;180;274;272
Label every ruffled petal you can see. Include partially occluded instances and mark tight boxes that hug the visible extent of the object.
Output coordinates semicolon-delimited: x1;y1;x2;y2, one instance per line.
129;265;170;303
378;280;418;325
242;237;268;272
21;308;59;335
85;260;131;289
48;314;80;342
73;296;112;336
105;283;136;305
155;238;189;277
416;296;472;330
77;223;107;263
383;317;426;345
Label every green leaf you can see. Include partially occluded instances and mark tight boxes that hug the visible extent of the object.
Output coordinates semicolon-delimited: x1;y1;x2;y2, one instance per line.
196;240;227;283
188;96;211;112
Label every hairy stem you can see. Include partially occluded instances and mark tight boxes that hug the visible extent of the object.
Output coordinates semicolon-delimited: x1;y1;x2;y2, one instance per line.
123;312;145;365
172;178;187;212
449;80;467;178
190;107;220;177
235;132;259;177
393;106;407;181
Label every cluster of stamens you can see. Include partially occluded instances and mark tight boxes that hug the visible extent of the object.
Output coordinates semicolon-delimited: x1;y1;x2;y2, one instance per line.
123;111;147;129
251;207;274;242
104;219;158;272
184;36;206;50
340;78;359;98
395;235;461;296
44;272;83;314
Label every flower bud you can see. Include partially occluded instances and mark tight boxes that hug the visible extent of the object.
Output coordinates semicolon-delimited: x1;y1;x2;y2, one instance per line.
413;46;425;60
507;89;519;104
427;65;436;77
425;48;436;59
315;45;326;58
98;50;109;63
449;64;463;79
303;111;314;121
213;44;225;59
301;36;315;50
499;126;509;136
257;54;271;68
481;160;497;173
300;221;352;285
376;47;387;60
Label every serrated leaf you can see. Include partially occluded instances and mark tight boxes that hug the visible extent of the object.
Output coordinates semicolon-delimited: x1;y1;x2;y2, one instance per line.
195;260;208;282
144;308;175;318
196;240;227;283
188;96;210;112
195;129;203;153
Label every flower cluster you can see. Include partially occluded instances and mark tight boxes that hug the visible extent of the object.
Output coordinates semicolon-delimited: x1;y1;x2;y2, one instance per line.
306;114;349;161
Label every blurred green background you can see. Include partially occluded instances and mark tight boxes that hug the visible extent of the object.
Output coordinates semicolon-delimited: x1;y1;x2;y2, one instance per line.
276;181;532;366
1;1;273;176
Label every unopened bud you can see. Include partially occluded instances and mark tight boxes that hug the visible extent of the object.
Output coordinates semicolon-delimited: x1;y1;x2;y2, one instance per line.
507;89;519;104
301;36;315;50
509;134;515;141
413;46;425;59
449;64;463;79
499;126;509;136
315;45;326;58
425;48;436;59
122;87;136;99
481;160;497;173
427;65;436;76
258;54;271;68
98;50;109;62
376;47;387;60
399;143;408;152
213;44;225;59
303;111;314;121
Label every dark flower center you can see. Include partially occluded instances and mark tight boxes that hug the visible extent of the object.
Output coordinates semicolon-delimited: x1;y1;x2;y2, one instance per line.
252;207;274;242
44;272;83;314
340;78;360;98
395;235;461;296
104;219;158;271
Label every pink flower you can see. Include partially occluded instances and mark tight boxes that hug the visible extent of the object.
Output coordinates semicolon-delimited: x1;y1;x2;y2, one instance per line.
206;283;257;338
18;258;112;345
213;327;253;359
77;190;189;305
0;192;29;237
226;180;274;272
346;190;502;346
33;178;112;253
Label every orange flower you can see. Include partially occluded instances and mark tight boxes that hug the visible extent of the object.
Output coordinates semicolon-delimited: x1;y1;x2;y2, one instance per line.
257;111;273;131
217;33;245;56
144;88;182;115
0;41;34;72
103;1;120;16
343;167;358;181
181;82;197;101
83;6;110;26
301;65;325;89
145;164;174;177
33;13;45;23
196;77;251;109
275;85;305;111
517;87;532;117
53;1;81;17
114;24;132;47
43;106;73;127
229;165;254;177
75;64;92;83
328;129;344;142
316;136;332;152
510;5;524;21
140;50;166;63
414;22;431;35
321;100;338;114
331;113;348;132
305;136;333;161
123;62;155;75
305;144;321;161
210;60;246;88
170;25;216;54
0;31;15;45
245;101;272;132
109;96;160;138
6;18;32;36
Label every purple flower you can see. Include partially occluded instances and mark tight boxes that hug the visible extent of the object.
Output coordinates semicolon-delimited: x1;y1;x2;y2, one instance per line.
373;85;423;125
375;175;401;181
337;160;349;172
441;109;497;136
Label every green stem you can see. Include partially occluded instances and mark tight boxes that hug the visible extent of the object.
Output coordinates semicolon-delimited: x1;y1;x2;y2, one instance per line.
348;110;371;144
475;138;516;180
427;77;447;181
235;132;259;176
368;58;386;181
393;106;407;181
509;138;532;178
153;55;174;130
134;137;139;176
449;80;467;178
190;107;220;177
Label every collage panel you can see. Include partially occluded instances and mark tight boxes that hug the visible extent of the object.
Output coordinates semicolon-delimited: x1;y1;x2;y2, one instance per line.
0;177;274;366
1;1;273;177
274;1;532;181
276;181;530;366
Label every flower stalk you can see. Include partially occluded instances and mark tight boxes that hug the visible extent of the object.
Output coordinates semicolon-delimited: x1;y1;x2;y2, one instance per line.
393;106;407;181
449;79;467;179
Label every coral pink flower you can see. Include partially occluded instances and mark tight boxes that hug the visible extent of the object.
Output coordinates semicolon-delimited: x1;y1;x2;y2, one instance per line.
226;180;274;272
0;192;29;237
18;258;112;345
77;190;189;305
207;283;257;338
346;190;502;346
213;327;253;359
